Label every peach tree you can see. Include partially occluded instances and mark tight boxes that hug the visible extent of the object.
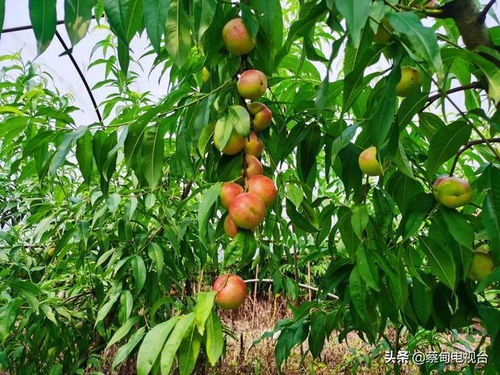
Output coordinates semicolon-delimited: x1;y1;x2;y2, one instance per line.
0;0;499;374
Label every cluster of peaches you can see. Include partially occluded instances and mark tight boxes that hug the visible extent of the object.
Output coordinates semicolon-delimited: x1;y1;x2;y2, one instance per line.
358;24;473;211
211;18;279;310
216;18;278;240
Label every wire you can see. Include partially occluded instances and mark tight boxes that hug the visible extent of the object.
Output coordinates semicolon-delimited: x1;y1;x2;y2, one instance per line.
55;30;103;123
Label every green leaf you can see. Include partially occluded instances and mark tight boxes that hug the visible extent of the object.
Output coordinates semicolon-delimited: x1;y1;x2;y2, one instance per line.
198;183;221;247
330;124;358;162
308;310;326;358
198;122;215;156
141;125;165;189
388;12;443;75
418;112;445;140
131;255;147;294
459;49;500;104
117;37;131;74
40;304;58;325
118;290;133;325
286;183;303;209
144;0;170;53
411;278;433;326
76;129;93;183
160;313;195;375
148;243;164;275
349;266;366;319
194;291;216;336
112;327;146;369
95;282;122;326
335;0;370;47
49;127;86;175
103;0;144;43
192;0;216;41
275;321;307;369
482;190;500;262
107;316;140;349
29;0;57;54
398;193;434;240
64;0;93;45
204;311;223;366
165;0;191;67
228;105;251;137
178;327;201;375
441;209;473;248
370;64;399;148
250;0;283;51
356;246;379;291
351;205;369;238
137;316;179;375
214;114;233;152
420;237;456;290
426;121;471;177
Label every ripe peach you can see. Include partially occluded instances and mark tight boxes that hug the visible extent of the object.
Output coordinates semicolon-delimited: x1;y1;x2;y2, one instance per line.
220;182;244;210
222;18;255;56
432;176;472;208
244;132;264;156
229;192;266;230
247;175;277;207
214;130;245;155
237;70;267;100
248;102;272;132
358;147;383;176
224;216;239;238
245;154;263;178
213;274;247;309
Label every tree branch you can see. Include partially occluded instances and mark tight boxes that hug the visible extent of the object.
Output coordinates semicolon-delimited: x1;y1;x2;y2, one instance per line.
440;0;493;50
425;81;483;108
478;0;496;23
449;138;500;176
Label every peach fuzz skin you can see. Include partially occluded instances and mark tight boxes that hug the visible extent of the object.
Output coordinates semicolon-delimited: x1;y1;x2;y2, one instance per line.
213;274;247;309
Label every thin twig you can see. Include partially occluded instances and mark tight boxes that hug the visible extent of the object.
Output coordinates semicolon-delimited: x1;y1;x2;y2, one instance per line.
425;82;482;108
449;138;500;176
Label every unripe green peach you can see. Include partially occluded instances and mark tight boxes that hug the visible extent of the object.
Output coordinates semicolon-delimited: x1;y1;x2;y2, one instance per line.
237;70;267;100
395;67;421;97
467;251;494;281
245;154;263;178
212;274;247;309
201;67;210;82
47;246;55;257
358;147;383;176
220;182;244;210
373;18;394;45
248;102;272;132
432;176;472;208
229;192;266;230
247;175;277;207
244;132;264;156
214;130;245;155
222;18;256;56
